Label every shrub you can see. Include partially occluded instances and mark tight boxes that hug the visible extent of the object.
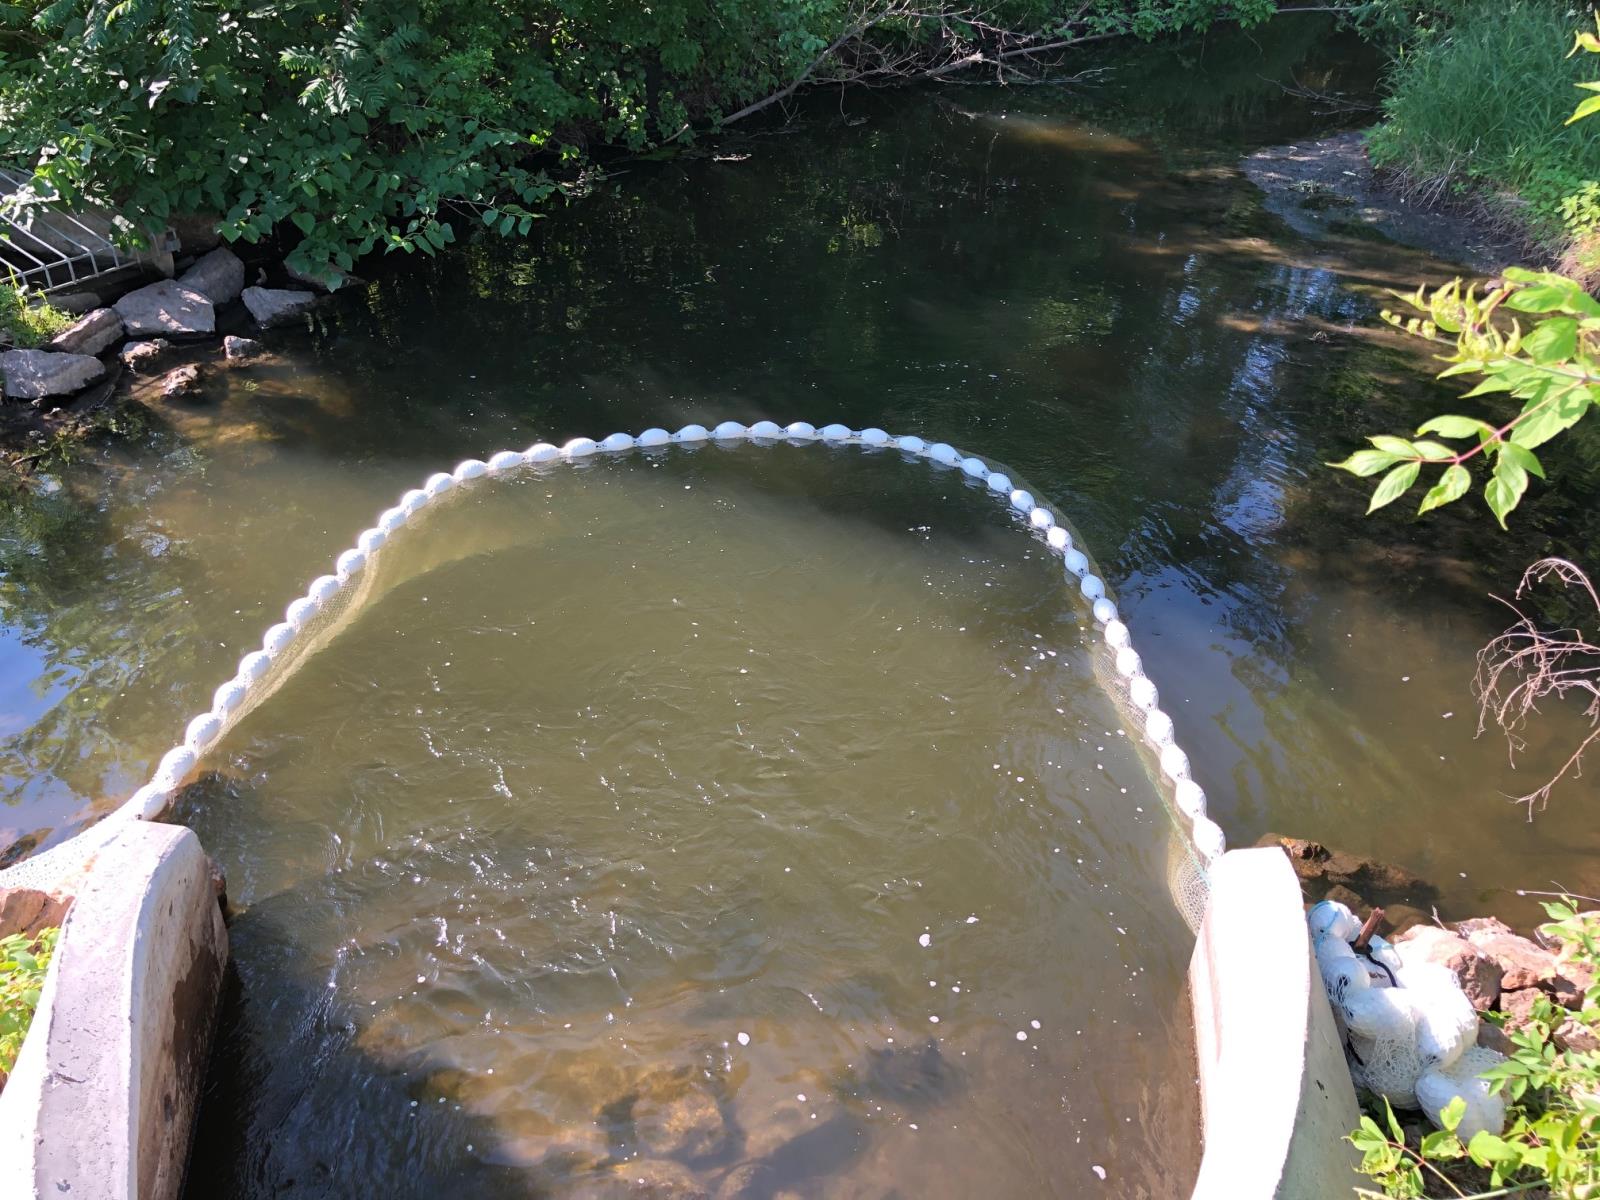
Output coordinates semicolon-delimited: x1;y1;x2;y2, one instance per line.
1365;0;1600;250
0;282;73;350
0;927;59;1081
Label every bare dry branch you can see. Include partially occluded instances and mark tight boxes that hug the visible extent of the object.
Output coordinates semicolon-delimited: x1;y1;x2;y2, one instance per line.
1474;558;1600;816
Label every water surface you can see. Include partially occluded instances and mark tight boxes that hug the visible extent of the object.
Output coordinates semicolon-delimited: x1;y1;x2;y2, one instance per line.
2;17;1598;1199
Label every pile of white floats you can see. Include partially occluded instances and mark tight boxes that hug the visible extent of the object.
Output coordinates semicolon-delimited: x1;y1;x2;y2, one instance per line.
1310;899;1508;1139
0;420;1224;897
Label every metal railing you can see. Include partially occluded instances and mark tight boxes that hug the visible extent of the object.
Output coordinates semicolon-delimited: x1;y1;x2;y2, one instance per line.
0;167;173;293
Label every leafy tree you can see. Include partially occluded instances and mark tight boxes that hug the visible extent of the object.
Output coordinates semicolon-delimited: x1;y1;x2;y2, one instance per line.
0;1;1284;277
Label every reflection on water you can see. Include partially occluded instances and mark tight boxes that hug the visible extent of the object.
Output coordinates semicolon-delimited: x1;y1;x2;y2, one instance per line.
0;14;1596;1196
178;452;1199;1197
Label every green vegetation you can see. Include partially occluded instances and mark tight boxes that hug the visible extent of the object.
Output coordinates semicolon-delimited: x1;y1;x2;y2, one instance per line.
0;281;73;350
1334;17;1600;527
0;926;58;1080
1351;900;1600;1198
0;1;1280;277
1365;0;1600;268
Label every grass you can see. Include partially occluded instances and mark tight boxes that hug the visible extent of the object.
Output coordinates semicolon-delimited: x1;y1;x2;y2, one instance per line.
0;281;73;350
1366;0;1600;269
0;927;58;1082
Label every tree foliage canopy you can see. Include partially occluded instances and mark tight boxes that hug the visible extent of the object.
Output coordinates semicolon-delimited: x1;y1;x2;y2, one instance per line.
0;0;1276;274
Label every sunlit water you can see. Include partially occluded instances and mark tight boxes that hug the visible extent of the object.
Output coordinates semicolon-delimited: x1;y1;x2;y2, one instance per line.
169;450;1197;1197
3;17;1600;1199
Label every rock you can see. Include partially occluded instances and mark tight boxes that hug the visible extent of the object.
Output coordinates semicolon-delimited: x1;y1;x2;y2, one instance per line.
0;887;71;938
48;291;103;316
1556;1018;1600;1054
569;1159;709;1199
177;247;245;306
1395;924;1504;1011
46;307;124;357
715;1163;780;1200
1256;833;1438;904
1477;1018;1516;1057
114;280;215;337
610;1070;729;1162
242;286;316;328
1383;904;1432;938
1456;917;1559;991
167;213;224;255
222;334;265;361
0;349;106;400
1500;987;1546;1030
1322;884;1369;917
119;338;172;373
1552;949;1596;1010
159;364;203;401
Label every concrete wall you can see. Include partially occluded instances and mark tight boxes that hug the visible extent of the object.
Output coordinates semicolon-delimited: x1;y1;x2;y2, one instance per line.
1190;847;1362;1200
0;821;226;1200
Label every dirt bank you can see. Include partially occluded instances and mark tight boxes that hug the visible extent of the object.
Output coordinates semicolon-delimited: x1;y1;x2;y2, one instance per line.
1243;130;1531;274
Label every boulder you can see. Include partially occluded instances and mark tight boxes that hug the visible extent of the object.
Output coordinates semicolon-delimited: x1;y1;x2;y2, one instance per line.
1500;987;1545;1030
47;291;104;316
222;335;265;361
177;247;245;306
114;280;215;338
1456;917;1559;991
1395;924;1504;1011
119;339;172;373
46;307;124;357
167;213;224;255
1477;1018;1515;1057
1256;833;1438;904
1551;949;1596;1010
160;364;203;401
0;349;106;400
629;1081;728;1161
242;286;315;328
1556;1018;1600;1054
0;887;71;938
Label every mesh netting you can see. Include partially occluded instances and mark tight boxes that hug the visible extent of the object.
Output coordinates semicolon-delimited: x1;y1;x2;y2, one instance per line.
0;422;1221;929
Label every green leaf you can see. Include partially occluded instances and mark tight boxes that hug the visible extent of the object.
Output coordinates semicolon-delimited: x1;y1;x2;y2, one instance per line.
1509;385;1592;449
1369;462;1421;513
1466;1130;1519;1167
1568;93;1600;125
1498;442;1545;479
1485;455;1531;528
1417;414;1496;439
1418;464;1471;514
1330;449;1401;477
1521;317;1579;364
1369;435;1418;457
1439;1095;1466;1135
290;211;314;236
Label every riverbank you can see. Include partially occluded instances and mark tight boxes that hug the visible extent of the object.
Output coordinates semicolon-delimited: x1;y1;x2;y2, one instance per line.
1243;130;1533;276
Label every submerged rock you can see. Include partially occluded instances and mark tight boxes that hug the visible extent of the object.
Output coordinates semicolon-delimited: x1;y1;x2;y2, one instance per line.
178;247;245;306
242;286;316;328
0;348;106;400
567;1159;710;1199
119;338;172;373
602;1068;731;1162
1256;833;1438;906
114;280;215;337
222;334;265;361
46;307;123;357
160;364;203;402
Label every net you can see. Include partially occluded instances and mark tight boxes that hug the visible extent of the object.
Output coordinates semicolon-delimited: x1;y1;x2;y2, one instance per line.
0;421;1222;929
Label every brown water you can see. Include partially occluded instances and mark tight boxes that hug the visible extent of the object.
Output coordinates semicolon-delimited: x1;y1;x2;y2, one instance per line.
1;17;1598;1199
